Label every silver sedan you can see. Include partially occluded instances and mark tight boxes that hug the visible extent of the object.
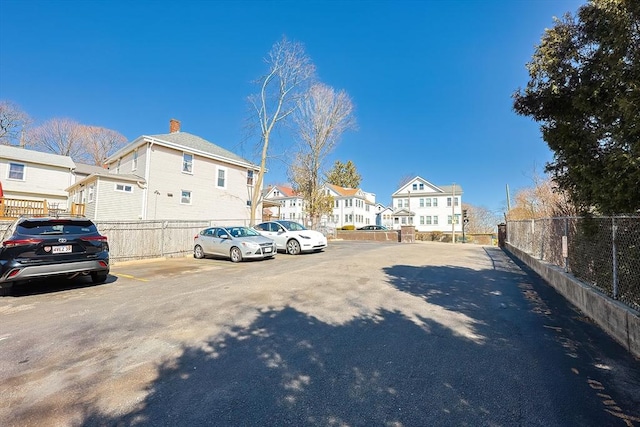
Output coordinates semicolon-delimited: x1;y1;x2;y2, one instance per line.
193;226;276;263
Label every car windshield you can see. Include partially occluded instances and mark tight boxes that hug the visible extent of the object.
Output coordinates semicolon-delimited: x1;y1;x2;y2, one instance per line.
279;221;307;231
226;227;261;238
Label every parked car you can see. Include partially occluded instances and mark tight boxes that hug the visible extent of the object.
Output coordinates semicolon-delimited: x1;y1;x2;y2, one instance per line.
193;226;276;262
0;215;110;296
254;220;327;255
357;225;388;231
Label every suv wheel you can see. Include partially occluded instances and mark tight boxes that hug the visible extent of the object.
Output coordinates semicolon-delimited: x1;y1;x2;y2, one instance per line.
91;272;108;284
0;284;13;297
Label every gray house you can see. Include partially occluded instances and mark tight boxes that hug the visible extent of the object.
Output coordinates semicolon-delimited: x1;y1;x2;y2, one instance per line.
67;119;262;222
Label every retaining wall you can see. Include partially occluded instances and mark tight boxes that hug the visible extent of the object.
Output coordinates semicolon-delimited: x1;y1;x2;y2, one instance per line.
505;242;640;359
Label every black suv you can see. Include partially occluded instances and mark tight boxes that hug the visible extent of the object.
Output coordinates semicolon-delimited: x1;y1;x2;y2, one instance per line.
0;215;110;296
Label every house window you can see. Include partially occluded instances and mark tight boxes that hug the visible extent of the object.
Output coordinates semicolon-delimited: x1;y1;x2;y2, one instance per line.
132;149;138;171
420;216;425;225
448;215;460;224
115;183;133;193
182;153;193;173
433;198;438;207
426;216;432;225
454;197;459;206
88;184;95;203
247;170;254;186
447;197;452;207
401;217;407;224
412;183;417;190
398;199;403;208
335;200;339;208
419;183;424;190
216;167;226;188
434;216;438;225
181;190;192;204
8;162;25;180
425;198;431;207
419;198;424;207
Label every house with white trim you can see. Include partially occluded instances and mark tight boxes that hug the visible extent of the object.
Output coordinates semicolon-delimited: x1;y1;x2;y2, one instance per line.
391;176;463;233
67;119;262;222
261;185;305;222
374;203;394;229
0;144;75;211
323;183;376;229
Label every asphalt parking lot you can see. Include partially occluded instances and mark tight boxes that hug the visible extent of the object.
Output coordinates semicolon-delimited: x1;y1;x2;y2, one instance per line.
1;241;639;426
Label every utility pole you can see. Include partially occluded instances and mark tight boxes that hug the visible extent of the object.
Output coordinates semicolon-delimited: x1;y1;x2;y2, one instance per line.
452;183;456;244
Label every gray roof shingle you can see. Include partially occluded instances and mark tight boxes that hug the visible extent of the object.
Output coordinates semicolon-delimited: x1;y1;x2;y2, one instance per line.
147;132;253;166
0;145;75;169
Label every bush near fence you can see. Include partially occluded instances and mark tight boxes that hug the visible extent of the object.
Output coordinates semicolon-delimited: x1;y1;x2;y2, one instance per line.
507;216;640;312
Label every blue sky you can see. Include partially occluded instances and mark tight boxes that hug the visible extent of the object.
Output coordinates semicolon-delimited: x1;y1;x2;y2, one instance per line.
0;0;586;212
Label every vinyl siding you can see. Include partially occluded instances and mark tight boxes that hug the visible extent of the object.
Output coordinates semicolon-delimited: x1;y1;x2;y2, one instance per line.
0;158;72;202
144;145;255;221
94;178;143;221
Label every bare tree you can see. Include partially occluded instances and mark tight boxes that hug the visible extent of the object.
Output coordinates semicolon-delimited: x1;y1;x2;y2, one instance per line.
397;174;415;189
82;126;128;166
0;100;32;146
247;36;316;225
26;118;128;165
26;118;87;160
463;203;501;233
289;83;356;227
508;170;577;220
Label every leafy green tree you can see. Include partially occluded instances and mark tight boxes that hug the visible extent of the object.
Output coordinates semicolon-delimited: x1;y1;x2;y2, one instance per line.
325;160;361;188
513;0;640;214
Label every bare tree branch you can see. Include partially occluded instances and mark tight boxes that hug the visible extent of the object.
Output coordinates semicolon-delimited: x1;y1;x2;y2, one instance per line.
247;36;316;224
289;83;356;227
0;100;32;146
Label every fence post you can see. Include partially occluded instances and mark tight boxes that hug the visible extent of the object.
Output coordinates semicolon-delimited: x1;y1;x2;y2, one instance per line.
612;217;618;299
564;217;569;272
161;221;166;257
531;219;535;256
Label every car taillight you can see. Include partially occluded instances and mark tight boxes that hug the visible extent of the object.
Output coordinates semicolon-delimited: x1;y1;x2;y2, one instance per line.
81;236;108;242
2;238;44;248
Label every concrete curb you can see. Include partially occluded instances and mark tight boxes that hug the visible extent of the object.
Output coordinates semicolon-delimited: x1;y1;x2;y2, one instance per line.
505;242;640;359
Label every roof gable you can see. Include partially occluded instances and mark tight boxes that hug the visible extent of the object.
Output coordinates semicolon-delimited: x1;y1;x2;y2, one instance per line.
264;185;298;198
107;131;259;170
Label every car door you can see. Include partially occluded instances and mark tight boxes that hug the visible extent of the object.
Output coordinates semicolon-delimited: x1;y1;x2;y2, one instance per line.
198;228;216;254
257;222;286;251
211;228;231;257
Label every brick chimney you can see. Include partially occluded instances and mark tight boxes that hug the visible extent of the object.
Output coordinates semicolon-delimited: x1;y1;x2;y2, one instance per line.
169;118;181;133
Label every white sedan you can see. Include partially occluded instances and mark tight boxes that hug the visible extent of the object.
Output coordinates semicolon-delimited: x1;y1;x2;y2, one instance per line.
253;220;327;255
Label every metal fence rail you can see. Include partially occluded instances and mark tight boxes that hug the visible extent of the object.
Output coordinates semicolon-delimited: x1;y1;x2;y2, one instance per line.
507;216;640;312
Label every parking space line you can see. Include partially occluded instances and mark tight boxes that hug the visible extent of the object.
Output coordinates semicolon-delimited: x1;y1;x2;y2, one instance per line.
113;273;150;282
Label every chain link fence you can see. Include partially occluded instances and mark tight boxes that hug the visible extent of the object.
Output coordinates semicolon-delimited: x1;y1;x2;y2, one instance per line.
507;216;640;312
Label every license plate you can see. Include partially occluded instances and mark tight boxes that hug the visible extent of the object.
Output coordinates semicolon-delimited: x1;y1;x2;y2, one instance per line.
264;247;272;253
52;245;72;254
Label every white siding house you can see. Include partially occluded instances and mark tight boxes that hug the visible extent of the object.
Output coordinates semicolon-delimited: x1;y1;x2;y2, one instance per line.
68;119;262;222
0;144;75;210
323;183;376;229
375;203;394;229
391;176;463;233
262;185;305;222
